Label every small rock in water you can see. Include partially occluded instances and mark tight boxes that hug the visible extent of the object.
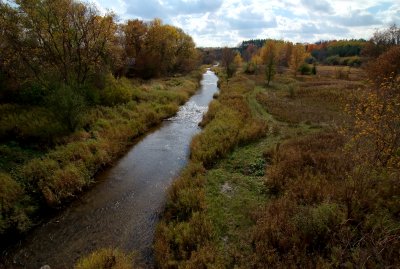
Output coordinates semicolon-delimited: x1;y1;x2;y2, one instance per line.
40;265;51;269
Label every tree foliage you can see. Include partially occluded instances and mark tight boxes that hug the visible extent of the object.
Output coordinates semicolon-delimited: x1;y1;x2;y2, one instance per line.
221;47;237;78
289;44;308;76
362;24;400;58
0;0;118;89
261;41;283;86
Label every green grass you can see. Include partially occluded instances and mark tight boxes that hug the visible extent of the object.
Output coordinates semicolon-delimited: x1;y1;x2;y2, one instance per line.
204;138;270;267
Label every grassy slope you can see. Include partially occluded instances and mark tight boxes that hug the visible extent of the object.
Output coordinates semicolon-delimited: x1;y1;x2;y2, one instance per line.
155;66;399;268
0;71;202;239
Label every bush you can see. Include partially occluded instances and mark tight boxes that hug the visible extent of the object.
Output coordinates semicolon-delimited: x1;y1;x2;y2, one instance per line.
299;63;311;75
0;173;31;233
293;203;344;251
311;64;317;75
325;55;340;65
75;248;134;269
100;74;133;106
347;56;361;67
244;61;257;74
0;104;64;143
18;83;48;105
46;84;87;132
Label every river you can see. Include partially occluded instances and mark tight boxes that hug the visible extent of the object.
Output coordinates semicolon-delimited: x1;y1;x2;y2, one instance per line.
3;69;219;269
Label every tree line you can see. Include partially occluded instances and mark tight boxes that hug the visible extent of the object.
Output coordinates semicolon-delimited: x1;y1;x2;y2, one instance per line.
0;0;199;106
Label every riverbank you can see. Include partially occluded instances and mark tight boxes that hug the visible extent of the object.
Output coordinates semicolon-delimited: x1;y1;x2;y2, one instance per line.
0;70;202;246
154;66;399;267
2;68;220;269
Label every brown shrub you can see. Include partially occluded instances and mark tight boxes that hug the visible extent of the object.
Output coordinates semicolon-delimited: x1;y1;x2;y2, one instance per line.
265;131;348;194
366;46;400;85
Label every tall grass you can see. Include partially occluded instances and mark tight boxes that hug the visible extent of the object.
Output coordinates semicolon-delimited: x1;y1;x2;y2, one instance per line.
0;71;201;237
154;69;268;268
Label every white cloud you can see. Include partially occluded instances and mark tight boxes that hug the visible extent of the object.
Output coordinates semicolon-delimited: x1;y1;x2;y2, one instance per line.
93;0;400;47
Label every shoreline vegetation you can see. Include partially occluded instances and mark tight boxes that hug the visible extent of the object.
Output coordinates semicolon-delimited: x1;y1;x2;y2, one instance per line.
154;61;400;267
0;71;202;245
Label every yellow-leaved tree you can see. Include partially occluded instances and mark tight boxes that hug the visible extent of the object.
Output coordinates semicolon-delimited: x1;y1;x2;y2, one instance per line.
261;40;283;86
348;75;400;168
289;44;308;76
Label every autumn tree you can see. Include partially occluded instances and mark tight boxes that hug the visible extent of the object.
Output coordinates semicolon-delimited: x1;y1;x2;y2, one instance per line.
173;28;199;73
366;46;400;85
243;44;258;62
349;75;400;168
281;42;293;67
234;52;243;67
0;0;118;89
362;24;400;58
123;19;148;59
261;41;283;86
221;47;236;78
289;44;308;76
127;19;198;78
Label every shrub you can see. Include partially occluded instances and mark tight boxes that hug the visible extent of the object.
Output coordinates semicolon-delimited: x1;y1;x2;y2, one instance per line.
0;104;66;143
293;203;344;251
366;45;400;86
311;64;317;75
100;74;133;106
75;248;134;269
244;61;257;74
154;212;213;268
0;173;31;233
299;63;311;75
325;55;340;65
46;84;87;132
18;83;48;105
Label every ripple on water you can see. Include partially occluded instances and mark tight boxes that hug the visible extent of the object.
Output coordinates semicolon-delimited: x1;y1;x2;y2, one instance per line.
167;101;207;126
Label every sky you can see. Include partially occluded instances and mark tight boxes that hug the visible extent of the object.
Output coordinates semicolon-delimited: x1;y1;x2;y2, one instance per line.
93;0;400;47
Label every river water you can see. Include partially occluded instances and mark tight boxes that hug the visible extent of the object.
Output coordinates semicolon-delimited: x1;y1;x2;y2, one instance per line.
3;69;219;269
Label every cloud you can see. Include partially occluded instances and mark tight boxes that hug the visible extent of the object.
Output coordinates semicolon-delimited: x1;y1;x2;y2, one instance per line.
301;0;333;14
333;12;381;27
94;0;397;47
125;0;165;19
227;11;277;30
166;0;223;14
125;0;223;20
